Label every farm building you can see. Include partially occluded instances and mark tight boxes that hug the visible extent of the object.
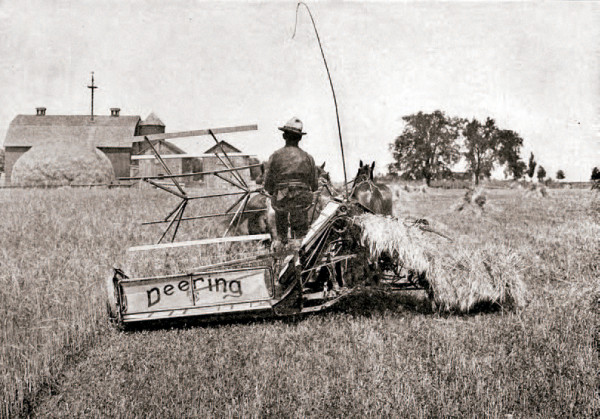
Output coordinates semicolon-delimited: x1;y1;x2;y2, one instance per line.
132;139;203;183
132;138;261;189
132;112;166;154
2;107;166;184
3;107;260;188
202;141;260;189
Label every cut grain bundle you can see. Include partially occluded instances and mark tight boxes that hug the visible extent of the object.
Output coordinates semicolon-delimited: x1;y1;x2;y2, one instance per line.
11;142;115;186
353;213;527;314
454;188;487;214
402;184;428;193
524;182;548;197
428;243;528;313
353;213;432;276
590;193;600;217
390;185;417;207
390;184;406;199
509;181;523;190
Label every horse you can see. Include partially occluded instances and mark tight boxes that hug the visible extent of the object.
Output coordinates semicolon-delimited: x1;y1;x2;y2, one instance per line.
240;162;335;239
350;160;393;216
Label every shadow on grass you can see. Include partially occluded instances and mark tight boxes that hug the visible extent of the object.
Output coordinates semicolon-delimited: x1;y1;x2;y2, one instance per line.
331;288;508;318
330;289;434;316
118;287;513;333
118;289;436;332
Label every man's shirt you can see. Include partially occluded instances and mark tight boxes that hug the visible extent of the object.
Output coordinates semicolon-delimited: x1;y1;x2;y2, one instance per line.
263;145;318;196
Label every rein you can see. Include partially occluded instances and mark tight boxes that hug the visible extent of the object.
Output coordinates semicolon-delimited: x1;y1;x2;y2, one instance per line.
308;180;333;224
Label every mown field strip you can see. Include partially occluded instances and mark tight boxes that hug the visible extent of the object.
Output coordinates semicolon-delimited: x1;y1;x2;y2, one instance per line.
1;188;599;418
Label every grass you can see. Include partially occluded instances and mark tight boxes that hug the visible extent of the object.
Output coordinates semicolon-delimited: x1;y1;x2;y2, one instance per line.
0;187;258;417
0;187;599;418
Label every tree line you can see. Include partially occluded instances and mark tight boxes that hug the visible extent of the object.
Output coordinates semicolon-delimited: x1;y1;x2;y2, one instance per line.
387;110;580;185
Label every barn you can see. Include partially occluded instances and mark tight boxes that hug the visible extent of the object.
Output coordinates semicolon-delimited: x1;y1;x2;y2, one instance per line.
132;140;202;183
200;141;259;189
2;107;166;184
132;138;261;189
3;107;259;188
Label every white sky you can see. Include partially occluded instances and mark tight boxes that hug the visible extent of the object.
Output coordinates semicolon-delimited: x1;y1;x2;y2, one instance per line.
0;0;598;181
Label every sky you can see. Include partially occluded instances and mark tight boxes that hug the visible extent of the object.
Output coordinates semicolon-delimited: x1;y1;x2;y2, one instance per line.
0;0;598;181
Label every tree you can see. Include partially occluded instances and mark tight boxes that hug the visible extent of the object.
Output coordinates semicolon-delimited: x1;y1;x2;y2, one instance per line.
592;167;600;190
496;129;525;179
556;170;565;180
537;165;546;182
527;152;537;180
463;117;498;185
509;160;527;180
389;110;461;186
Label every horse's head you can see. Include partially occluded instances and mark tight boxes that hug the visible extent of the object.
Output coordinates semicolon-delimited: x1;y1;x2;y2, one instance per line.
317;162;331;185
353;160;375;189
253;162;266;185
351;160;393;215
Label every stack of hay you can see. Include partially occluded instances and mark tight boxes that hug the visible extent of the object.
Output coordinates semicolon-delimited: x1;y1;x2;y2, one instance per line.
354;213;527;313
11;142;115;186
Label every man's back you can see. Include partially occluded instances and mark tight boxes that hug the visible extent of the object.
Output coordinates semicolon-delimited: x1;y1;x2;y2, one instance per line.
264;145;318;195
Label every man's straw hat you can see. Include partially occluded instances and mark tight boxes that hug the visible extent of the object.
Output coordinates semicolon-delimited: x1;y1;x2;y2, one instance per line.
278;117;306;136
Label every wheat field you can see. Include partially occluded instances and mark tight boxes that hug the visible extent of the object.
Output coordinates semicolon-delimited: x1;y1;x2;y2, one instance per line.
0;187;598;418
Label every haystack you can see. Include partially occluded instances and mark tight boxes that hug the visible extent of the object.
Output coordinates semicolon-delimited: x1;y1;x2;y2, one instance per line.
353;213;527;313
11;142;115;186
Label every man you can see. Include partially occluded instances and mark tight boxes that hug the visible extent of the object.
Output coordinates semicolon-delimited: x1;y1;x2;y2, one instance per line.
263;117;319;246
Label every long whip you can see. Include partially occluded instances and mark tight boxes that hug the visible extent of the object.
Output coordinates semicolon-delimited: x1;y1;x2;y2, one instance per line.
292;2;349;199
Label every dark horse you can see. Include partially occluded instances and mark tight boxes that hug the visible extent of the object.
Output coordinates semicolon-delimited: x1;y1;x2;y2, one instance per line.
350;161;393;215
241;162;334;237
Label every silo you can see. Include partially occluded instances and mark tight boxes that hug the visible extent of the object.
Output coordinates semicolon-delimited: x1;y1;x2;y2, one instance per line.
132;112;166;156
138;112;165;136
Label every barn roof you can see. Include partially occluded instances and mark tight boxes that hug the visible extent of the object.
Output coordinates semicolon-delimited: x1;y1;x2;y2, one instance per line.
138;139;186;155
3;115;141;148
204;141;242;154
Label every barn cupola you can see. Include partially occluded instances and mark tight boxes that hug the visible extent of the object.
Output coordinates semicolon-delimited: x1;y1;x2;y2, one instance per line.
110;108;121;117
36;107;46;116
137;112;166;136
